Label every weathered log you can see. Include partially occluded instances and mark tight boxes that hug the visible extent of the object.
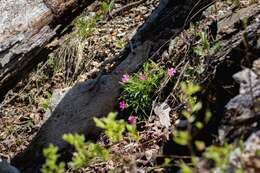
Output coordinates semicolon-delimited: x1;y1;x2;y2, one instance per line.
12;0;213;172
0;0;93;99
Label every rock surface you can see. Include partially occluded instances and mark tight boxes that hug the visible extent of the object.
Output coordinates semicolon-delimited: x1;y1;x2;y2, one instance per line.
0;0;92;99
220;58;260;142
12;0;216;171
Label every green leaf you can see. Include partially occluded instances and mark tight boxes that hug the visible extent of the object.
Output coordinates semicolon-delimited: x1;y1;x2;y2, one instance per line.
163;158;172;166
108;0;115;12
126;124;135;132
187;84;201;96
173;130;189;146
193;46;204;56
235;168;244;173
205;110;212;123
180;163;192;173
100;2;109;13
93;117;106;128
42;144;65;173
195;140;205;151
195;121;204;129
182;110;190;119
192;102;202;112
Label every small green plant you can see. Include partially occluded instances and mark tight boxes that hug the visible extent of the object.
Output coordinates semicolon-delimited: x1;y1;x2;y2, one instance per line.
41;144;65;173
173;82;211;152
203;143;247;173
120;61;166;119
180;82;202;121
204;144;235;171
47;57;59;72
190;31;221;77
42;113;140;172
115;39;126;49
74;15;100;40
42;134;109;172
94;113;126;143
192;31;222;57
177;142;249;173
256;149;260;156
193;31;210;57
100;0;115;14
126;123;140;141
74;0;116;40
41;134;109;173
179;162;193;173
176;156;199;173
223;0;241;7
232;0;241;7
40;91;52;111
94;112;140;143
63;134;109;169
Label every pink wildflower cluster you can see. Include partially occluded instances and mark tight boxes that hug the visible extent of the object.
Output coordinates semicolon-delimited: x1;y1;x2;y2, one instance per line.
139;72;146;81
118;67;176;126
128;115;137;124
119;101;137;124
121;74;129;83
119;100;126;109
121;67;176;83
168;67;176;77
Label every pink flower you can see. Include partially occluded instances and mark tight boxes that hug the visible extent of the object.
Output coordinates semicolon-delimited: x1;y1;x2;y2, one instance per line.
119;100;126;109
167;67;176;77
139;72;146;81
122;74;129;82
128;115;137;124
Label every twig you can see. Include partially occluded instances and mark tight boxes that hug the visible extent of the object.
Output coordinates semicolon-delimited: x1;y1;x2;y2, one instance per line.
166;61;189;102
108;0;147;19
183;0;217;29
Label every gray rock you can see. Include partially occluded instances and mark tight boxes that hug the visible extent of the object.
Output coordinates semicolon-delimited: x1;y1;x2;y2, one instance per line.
0;159;20;173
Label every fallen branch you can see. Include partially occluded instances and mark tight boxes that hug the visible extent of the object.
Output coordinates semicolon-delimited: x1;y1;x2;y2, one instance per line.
108;0;147;19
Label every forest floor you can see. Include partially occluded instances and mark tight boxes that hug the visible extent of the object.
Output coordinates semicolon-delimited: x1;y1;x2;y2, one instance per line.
1;0;260;173
0;0;159;163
